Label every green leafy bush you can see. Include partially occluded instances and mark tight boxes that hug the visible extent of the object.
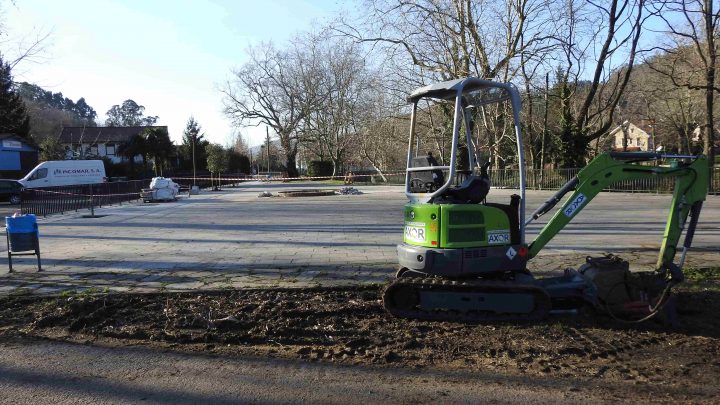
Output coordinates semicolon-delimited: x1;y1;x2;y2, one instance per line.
308;160;333;177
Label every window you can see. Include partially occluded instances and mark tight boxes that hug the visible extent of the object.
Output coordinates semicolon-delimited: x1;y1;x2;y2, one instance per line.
106;144;116;156
29;168;48;181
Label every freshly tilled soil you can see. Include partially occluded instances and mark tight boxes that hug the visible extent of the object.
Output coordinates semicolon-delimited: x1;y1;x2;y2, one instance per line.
1;283;719;399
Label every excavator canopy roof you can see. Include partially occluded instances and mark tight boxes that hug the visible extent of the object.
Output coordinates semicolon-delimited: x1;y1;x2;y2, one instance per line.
407;77;512;102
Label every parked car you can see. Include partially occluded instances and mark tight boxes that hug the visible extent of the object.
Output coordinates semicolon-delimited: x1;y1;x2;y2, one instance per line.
0;179;23;205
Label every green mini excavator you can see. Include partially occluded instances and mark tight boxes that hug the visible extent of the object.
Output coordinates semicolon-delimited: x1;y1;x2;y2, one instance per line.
383;77;709;322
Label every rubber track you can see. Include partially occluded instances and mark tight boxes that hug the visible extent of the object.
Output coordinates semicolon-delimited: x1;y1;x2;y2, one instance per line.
383;277;552;322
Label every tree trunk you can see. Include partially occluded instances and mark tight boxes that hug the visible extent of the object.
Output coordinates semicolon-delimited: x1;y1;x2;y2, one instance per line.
142;156;148;178
331;158;339;177
370;163;388;183
676;129;686;154
362;150;388;183
540;72;549;187
705;0;716;191
285;151;299;177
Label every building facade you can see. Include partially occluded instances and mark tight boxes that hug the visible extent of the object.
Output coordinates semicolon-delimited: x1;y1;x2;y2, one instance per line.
58;126;167;164
608;122;655;152
0;134;39;179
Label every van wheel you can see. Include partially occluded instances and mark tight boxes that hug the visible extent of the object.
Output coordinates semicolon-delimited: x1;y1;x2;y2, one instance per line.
9;194;21;205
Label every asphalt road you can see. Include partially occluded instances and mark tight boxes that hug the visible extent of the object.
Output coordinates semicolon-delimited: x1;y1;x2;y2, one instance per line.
0;339;637;405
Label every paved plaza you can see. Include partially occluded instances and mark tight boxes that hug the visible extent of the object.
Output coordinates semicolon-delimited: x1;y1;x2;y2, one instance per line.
1;182;719;295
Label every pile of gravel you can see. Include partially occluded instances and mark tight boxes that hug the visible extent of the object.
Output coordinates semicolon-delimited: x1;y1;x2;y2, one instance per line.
339;187;363;195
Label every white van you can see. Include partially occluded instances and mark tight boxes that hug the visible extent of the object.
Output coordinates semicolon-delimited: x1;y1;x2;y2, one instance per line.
19;160;107;188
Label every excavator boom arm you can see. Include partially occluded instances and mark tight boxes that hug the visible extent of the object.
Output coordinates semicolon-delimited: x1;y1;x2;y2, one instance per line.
527;153;709;273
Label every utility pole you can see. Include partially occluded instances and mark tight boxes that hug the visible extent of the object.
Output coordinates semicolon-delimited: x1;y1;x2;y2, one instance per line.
265;127;271;175
192;133;196;186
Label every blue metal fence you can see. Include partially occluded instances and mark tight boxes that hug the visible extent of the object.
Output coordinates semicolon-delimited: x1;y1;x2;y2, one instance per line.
20;180;150;217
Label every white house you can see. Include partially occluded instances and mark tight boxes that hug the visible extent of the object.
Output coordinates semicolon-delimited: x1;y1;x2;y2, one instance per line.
607;122;655;152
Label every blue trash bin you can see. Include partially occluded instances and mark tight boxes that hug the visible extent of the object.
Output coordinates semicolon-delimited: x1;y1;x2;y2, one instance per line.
5;214;42;272
5;214;38;232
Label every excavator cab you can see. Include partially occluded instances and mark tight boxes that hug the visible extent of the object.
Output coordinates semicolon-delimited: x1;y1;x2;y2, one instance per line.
397;78;528;279
403;79;523;205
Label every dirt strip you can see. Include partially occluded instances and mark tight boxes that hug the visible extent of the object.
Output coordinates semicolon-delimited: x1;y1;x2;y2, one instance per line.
1;282;719;403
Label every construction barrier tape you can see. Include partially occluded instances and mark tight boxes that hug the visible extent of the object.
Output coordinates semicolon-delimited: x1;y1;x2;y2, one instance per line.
24;189;143;198
21;172;406;198
170;172;405;183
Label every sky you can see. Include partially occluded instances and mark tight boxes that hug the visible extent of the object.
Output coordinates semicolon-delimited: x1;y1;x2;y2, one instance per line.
3;0;345;147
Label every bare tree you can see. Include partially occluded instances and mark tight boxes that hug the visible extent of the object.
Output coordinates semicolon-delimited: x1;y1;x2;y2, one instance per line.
222;41;324;177
645;0;719;168
0;2;51;71
620;60;703;154
302;35;375;175
338;0;555;82
357;114;408;181
336;0;559;168
229;131;250;156
549;0;647;167
0;30;51;70
338;1;648;168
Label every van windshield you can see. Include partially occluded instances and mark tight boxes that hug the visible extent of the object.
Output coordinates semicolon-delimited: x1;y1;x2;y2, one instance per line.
29;168;48;180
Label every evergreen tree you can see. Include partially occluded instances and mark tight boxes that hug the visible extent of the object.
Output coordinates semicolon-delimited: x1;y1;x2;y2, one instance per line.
0;53;31;139
142;126;174;176
179;117;209;171
227;149;251;174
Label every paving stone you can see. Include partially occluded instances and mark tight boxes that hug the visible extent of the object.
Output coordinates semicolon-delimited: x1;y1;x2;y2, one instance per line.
163;281;206;290
35;286;73;295
0;285;19;294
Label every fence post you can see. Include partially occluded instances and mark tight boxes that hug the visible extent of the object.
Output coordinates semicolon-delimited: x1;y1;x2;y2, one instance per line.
89;183;95;217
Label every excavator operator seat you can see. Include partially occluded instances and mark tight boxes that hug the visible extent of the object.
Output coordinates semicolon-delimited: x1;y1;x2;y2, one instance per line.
445;175;490;204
